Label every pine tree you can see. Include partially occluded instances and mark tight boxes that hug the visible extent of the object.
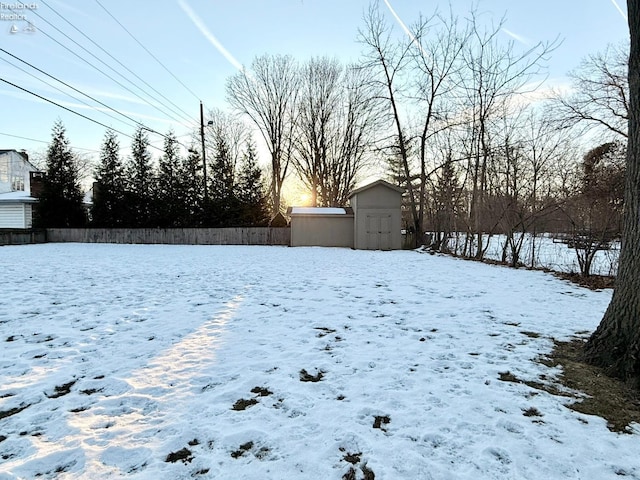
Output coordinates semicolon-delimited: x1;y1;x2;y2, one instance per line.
207;135;237;226
177;147;204;226
91;130;127;226
126;126;155;227
236;140;269;226
156;130;182;226
35;120;86;227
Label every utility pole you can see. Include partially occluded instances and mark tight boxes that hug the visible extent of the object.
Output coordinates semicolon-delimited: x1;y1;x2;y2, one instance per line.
200;101;208;202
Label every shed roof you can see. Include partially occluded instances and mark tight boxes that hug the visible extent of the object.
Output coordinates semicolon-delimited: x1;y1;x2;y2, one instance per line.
348;179;405;198
290;207;348;215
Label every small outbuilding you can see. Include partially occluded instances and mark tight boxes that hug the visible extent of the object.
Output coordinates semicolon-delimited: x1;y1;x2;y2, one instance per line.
288;207;354;248
349;180;404;251
288;179;404;250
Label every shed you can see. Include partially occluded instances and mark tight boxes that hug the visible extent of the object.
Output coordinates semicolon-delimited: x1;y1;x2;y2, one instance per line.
288;207;354;247
348;180;404;250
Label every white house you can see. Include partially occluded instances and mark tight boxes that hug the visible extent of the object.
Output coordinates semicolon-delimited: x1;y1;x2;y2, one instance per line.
0;150;39;229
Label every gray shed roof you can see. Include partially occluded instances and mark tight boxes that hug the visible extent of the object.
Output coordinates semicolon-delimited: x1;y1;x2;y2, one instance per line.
348;179;405;198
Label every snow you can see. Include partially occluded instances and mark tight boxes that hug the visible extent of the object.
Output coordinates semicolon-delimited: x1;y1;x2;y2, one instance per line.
289;207;348;215
442;233;619;277
0;244;637;479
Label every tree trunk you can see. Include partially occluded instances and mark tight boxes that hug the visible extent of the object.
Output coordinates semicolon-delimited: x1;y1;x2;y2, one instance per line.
584;0;640;386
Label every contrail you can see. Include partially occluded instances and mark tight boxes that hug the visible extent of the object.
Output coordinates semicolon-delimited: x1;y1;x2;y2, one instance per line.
178;0;244;71
609;0;628;20
382;0;430;61
501;28;530;46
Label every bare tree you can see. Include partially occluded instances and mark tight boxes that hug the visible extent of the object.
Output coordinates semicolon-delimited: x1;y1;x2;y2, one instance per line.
553;42;629;140
359;3;417;235
294;57;379;206
226;54;299;214
410;8;469;244
458;12;558;259
204;108;249;191
584;0;640;385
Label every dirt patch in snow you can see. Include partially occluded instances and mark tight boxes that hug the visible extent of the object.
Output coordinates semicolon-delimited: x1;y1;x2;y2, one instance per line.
543;338;640;433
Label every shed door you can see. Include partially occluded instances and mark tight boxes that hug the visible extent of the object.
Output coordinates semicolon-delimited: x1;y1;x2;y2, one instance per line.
365;214;392;250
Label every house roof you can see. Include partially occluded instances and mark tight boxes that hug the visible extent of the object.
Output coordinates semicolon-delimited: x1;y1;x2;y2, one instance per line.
0;149;38;171
348;179;405;198
0;191;37;203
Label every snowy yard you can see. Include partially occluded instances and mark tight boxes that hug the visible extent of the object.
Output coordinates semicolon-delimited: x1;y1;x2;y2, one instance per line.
0;244;637;479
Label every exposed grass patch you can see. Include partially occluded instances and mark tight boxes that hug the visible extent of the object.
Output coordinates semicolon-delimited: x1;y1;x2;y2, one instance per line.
315;327;337;337
231;441;254;459
300;369;324;382
251;386;272;397
500;339;640;433
232;398;258;411
80;388;102;395
541;338;640;433
165;447;193;464
521;331;541;339
553;272;615;290
522;407;543;417
47;380;76;399
0;404;30;420
69;406;89;413
373;415;390;431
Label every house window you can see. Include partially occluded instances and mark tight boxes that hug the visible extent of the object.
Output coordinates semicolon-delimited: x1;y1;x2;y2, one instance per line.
11;175;25;191
0;157;8;183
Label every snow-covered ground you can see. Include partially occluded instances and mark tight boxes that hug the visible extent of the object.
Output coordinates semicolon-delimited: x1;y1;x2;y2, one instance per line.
0;244;637;479
442;233;619;276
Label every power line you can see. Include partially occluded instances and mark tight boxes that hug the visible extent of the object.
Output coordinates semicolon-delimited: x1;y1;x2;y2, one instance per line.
7;5;198;128
0;48;197;149
0;132;101;152
0;53;139;131
1;48;157;134
0;76;169;153
40;0;199;126
94;0;202;102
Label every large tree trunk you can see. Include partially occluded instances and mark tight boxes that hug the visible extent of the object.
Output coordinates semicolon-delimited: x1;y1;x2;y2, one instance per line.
584;0;640;386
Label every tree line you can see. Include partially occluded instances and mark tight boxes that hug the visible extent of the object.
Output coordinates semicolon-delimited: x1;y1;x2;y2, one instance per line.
35;1;628;257
35;119;269;228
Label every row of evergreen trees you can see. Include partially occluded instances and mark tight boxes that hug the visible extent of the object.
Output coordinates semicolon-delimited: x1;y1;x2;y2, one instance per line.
35;121;270;228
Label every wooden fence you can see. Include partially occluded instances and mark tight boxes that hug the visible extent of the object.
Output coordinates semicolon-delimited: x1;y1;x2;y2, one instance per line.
0;229;47;246
46;227;291;246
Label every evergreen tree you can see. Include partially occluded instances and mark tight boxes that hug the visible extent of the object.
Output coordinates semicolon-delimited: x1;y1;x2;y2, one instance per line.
91;130;127;226
177;147;204;226
207;135;237;226
35;120;86;227
126;126;155;226
156;130;182;226
236;140;269;226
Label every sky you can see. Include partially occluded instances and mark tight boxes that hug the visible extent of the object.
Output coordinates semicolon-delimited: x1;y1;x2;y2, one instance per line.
0;0;630;170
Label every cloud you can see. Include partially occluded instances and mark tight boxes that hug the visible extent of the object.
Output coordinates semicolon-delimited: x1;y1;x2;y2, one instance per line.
610;0;628;20
178;0;244;71
501;28;531;46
